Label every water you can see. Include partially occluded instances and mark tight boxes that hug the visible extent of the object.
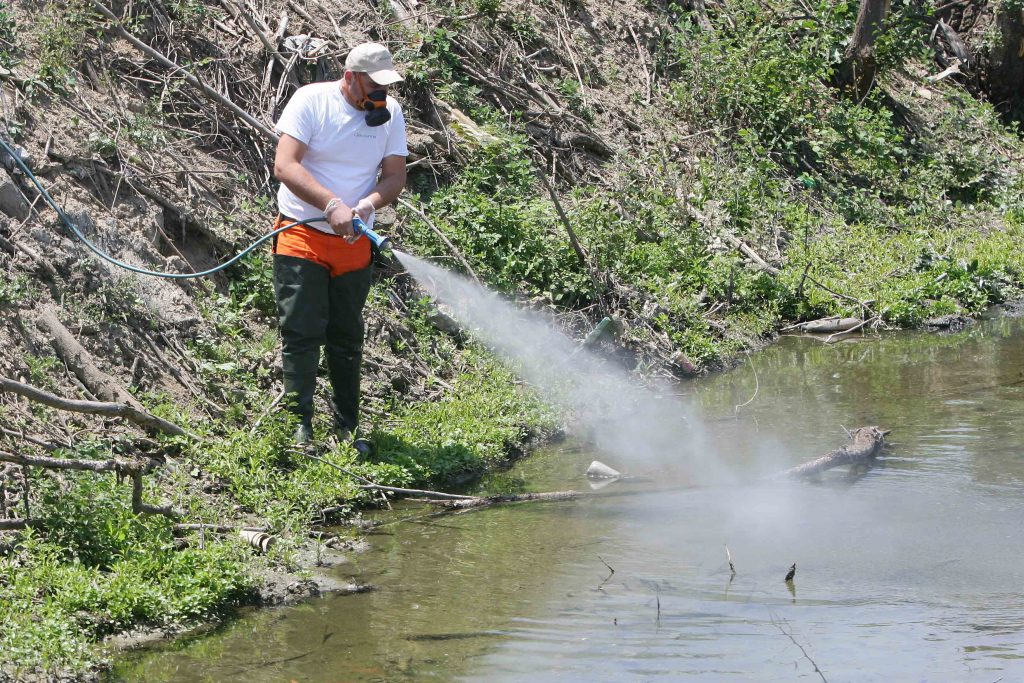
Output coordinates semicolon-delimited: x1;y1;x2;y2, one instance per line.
110;308;1024;681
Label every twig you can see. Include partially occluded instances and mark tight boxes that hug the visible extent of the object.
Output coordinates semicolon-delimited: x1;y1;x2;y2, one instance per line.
721;234;780;275
556;12;587;107
293;450;478;501
597;555;615;590
0;427;60;451
627;25;652;103
250;389;286;434
535;159;610;317
770;613;828;682
222;0;282;61
734;356;759;411
130;470;183;518
824;315;879;343
804;274;874;313
796;260;812;299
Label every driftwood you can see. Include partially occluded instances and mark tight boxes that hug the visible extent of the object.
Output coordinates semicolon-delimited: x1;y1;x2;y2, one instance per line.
0;375;188;438
783;426;888;479
790;316;864;333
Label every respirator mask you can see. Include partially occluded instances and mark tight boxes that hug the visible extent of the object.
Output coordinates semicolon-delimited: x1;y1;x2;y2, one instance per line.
356;78;391;127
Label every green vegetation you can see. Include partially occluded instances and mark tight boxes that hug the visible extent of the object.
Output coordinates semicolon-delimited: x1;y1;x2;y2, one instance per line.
3;0;1024;677
0;358;553;676
0;6;18;70
37;0;96;90
396;0;1023;366
0;456;255;677
373;354;557;482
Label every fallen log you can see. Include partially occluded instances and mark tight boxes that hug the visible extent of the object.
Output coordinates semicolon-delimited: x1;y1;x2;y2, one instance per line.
794;316;864;333
0;518;36;530
783;426;889;479
37;306;141;408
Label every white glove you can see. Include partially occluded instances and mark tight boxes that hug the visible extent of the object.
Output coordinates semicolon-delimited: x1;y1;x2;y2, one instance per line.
354;197;376;223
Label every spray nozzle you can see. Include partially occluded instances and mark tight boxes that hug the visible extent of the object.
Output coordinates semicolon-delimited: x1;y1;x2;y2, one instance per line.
352;216;391;252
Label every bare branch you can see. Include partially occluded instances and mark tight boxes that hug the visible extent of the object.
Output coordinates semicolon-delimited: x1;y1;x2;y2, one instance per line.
91;1;279;141
0;375;191;438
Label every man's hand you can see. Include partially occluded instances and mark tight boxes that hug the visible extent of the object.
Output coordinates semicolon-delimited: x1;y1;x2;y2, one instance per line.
354;197;376;223
325;199;355;239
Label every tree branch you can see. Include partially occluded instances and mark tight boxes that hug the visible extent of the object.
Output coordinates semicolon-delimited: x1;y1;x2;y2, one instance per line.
0;375;191;438
90;1;279;142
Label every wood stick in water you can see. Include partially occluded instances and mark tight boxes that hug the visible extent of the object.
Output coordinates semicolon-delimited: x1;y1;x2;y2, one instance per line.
425;490;583;509
783;425;889;479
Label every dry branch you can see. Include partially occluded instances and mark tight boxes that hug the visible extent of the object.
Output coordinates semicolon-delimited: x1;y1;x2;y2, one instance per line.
721;234;780;275
536;163;610;317
0;449;183;518
0;375;190;437
783;426;888;479
396;197;482;285
91;2;279;142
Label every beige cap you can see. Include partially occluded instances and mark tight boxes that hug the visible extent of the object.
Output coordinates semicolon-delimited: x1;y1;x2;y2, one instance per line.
345;43;404;85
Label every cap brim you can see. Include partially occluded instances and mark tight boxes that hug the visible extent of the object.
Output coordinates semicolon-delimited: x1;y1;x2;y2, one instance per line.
369;69;404;85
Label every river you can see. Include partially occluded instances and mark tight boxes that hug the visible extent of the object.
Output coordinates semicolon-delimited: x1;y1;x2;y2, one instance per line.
111;311;1024;681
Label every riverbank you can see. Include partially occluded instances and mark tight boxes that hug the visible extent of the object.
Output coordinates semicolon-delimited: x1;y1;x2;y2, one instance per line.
2;0;1024;680
110;314;1024;681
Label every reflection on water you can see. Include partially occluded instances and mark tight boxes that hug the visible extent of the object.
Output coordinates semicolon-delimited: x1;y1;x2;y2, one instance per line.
111;313;1024;682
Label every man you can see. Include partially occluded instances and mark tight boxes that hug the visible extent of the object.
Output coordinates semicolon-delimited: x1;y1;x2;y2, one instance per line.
272;42;408;443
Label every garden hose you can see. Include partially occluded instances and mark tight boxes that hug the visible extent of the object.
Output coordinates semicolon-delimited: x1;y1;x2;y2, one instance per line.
0;136;386;279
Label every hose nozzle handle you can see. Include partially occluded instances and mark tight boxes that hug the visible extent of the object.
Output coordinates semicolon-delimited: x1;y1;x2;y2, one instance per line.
353;216;391;251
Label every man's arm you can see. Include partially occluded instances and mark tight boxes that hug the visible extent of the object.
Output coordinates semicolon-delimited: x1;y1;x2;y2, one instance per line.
355;155;407;220
273;133;354;236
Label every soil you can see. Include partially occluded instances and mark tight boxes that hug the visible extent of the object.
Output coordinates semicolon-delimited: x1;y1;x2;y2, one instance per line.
0;0;1020;678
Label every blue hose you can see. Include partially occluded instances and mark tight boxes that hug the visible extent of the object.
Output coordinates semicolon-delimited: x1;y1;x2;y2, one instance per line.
0;136;386;279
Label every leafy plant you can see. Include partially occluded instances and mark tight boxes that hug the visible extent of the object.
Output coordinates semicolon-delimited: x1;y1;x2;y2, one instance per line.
0;6;18;69
37;0;97;91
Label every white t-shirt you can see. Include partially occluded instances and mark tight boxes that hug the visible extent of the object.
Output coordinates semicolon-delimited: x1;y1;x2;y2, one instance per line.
275;81;408;233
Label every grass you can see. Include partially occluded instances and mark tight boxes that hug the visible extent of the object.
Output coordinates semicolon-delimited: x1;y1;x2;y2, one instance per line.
4;0;1024;676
